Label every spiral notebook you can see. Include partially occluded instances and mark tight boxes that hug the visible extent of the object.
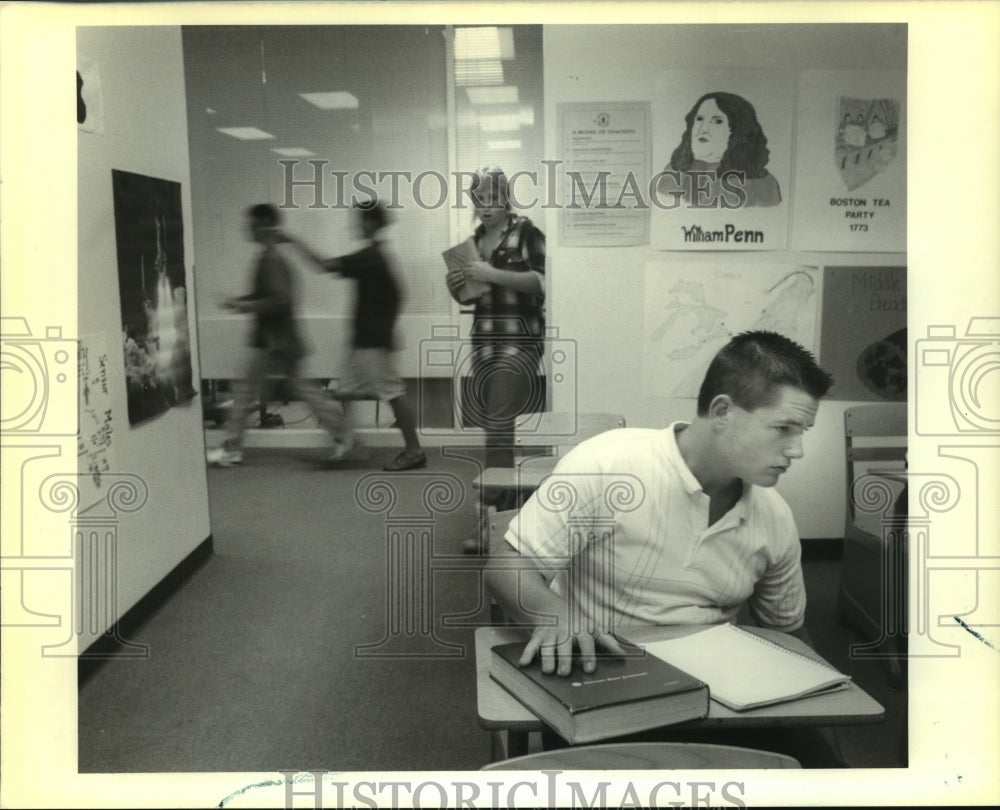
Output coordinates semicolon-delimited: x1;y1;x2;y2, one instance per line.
642;624;852;711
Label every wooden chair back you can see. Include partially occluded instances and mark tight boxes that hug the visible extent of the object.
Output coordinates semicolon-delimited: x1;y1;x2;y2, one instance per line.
837;402;908;686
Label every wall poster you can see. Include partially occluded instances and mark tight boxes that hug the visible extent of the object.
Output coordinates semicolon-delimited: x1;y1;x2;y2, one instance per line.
642;262;819;399
111;169;196;425
650;70;794;251
820;265;907;402
557;101;651;246
790;71;906;251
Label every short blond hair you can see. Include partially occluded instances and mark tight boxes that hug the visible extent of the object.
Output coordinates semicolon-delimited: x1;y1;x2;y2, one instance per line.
469;165;510;209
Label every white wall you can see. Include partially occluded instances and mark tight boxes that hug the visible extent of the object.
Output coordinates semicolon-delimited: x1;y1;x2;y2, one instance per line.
541;25;907;538
77;26;211;647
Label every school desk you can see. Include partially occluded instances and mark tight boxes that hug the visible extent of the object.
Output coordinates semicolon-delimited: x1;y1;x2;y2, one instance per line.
475;624;885;761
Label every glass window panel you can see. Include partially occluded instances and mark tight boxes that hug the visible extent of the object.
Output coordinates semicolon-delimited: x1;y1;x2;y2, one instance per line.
451;25;545;230
183;25;452;315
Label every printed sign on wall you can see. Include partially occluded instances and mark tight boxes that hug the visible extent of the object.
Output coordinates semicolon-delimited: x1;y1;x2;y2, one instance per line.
651;71;794;251
820;266;907;401
791;71;906;251
558;101;651;246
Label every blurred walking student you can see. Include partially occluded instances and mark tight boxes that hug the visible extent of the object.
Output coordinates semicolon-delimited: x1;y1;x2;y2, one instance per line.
289;199;426;472
207;203;349;466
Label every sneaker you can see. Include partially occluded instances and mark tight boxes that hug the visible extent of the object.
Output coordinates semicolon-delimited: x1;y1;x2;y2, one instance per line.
207;446;242;467
327;433;357;462
383;449;427;472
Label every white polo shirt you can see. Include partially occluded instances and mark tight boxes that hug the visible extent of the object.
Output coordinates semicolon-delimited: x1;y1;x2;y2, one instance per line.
505;423;806;632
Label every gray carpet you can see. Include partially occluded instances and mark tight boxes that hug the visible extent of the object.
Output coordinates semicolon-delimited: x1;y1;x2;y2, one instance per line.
79;447;494;772
800;555;908;768
78;446;906;772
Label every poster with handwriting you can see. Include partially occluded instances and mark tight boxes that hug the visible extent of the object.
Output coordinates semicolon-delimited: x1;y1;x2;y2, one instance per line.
791;71;906;251
651;70;794;251
77;333;117;511
819;266;907;401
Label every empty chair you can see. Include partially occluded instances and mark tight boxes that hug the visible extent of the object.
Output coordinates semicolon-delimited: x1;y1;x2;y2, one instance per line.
835;402;908;687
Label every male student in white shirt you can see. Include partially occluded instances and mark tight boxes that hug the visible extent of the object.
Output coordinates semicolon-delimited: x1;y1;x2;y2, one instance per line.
485;330;847;766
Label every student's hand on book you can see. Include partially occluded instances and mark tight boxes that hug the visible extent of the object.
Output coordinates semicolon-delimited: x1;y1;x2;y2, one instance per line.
520;625;628;677
445;266;466;295
519;625;574;676
463;260;495;283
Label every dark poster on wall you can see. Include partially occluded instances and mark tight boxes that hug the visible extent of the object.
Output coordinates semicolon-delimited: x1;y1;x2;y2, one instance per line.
820;266;907;401
111;169;196;425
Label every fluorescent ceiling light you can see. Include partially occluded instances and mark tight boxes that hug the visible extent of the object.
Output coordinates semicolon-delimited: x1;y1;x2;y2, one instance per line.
475;104;534;132
460;106;533;131
478;114;522;132
216;127;275;140
455;27;500;60
299;91;360;110
487;140;522;150
455;27;515;60
271;147;316;157
455;60;503;87
498;28;515;60
466;86;519;105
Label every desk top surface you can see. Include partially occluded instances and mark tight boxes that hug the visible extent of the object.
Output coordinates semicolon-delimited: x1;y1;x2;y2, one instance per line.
472;458;559;490
476;625;885;731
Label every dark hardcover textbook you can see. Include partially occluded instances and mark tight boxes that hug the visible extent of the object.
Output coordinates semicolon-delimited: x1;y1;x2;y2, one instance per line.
489;640;709;745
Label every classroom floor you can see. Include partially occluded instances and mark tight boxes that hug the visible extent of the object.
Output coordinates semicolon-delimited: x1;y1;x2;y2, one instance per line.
77;446;907;772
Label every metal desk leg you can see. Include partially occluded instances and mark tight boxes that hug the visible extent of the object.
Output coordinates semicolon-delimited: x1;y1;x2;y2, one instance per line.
491;730;530;762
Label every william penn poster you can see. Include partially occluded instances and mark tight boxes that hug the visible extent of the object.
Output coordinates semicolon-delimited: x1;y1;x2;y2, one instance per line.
790;70;906;251
650;70;794;251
